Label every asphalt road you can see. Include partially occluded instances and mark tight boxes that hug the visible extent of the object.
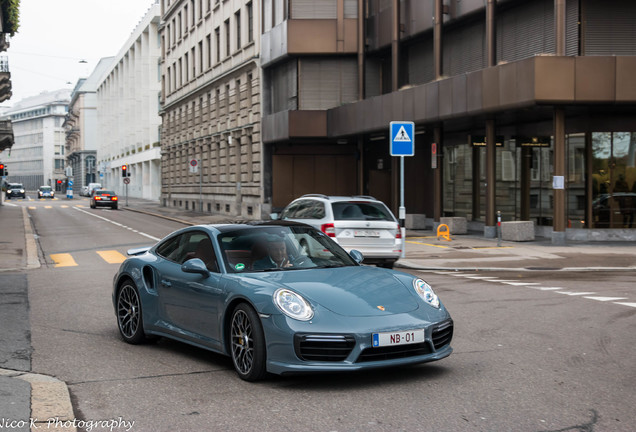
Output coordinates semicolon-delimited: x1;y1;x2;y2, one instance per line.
17;198;636;431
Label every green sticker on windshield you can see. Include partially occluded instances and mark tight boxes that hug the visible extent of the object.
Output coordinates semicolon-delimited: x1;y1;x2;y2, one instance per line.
235;263;246;271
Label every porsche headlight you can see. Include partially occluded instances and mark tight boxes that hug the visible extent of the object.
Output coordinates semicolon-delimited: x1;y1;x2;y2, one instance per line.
274;289;314;321
413;278;440;309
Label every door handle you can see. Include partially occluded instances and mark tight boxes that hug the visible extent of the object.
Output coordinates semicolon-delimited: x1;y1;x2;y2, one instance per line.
161;279;172;287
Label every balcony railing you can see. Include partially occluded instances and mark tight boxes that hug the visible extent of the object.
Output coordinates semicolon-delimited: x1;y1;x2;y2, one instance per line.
0;56;8;73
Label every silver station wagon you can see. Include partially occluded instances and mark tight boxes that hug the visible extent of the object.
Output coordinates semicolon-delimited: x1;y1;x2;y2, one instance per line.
274;195;402;268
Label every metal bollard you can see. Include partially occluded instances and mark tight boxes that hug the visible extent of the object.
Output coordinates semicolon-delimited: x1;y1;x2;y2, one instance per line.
497;210;502;247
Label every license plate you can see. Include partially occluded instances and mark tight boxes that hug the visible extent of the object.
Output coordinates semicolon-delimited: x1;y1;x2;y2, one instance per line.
354;230;380;237
372;329;425;347
101;197;111;201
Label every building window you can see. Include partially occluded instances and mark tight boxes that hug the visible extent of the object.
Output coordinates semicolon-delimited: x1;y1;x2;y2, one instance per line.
235;10;241;50
184;53;189;82
191;47;196;77
206;34;212;69
178;58;183;86
224;19;230;57
247;2;253;43
215;27;220;62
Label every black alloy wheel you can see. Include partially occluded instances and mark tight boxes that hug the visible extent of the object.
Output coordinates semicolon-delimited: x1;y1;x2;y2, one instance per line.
116;281;147;344
230;303;267;381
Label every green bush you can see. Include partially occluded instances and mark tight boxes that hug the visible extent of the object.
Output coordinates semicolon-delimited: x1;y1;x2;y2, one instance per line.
1;0;20;36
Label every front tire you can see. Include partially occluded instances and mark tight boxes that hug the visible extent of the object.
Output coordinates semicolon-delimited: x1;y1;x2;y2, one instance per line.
230;303;267;381
116;280;148;344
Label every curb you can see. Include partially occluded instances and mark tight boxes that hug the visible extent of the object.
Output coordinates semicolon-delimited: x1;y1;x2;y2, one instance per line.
22;206;41;270
0;369;76;432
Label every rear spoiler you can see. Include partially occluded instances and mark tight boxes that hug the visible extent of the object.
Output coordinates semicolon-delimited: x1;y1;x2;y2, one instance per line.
127;246;151;256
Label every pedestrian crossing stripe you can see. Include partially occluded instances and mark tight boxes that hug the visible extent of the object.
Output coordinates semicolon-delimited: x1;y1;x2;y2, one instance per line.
50;250;127;267
393;125;412;142
50;253;78;267
96;250;127;264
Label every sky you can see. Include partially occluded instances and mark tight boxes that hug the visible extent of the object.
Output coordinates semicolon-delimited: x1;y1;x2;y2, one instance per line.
2;0;157;108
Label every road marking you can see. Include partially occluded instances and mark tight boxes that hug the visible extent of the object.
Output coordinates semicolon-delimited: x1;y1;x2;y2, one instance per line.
556;291;596;296
500;282;541;286
465;276;499;280
73;206;160;241
96;250;127;264
584;296;628;302
50;253;78;267
614;302;636;308
406;240;451;249
29;206;36;210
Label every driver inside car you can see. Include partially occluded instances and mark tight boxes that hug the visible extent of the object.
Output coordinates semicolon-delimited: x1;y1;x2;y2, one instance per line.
252;237;293;270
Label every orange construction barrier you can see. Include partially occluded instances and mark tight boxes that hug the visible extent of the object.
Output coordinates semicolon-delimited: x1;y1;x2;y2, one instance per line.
437;223;451;241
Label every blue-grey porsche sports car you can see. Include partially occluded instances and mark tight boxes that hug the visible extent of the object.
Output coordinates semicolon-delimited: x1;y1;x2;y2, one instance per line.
112;221;453;381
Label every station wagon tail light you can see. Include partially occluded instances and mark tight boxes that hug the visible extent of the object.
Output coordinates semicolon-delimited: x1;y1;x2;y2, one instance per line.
396;224;402;239
321;223;336;237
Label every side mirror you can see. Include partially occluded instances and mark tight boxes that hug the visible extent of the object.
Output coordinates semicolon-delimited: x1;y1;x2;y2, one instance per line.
270;213;279;220
349;249;364;264
182;258;209;276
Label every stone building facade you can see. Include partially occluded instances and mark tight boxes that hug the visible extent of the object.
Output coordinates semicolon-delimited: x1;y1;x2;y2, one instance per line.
160;0;263;218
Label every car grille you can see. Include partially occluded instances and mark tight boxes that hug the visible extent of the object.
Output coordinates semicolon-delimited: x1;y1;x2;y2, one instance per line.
294;334;355;362
432;319;454;350
356;342;432;363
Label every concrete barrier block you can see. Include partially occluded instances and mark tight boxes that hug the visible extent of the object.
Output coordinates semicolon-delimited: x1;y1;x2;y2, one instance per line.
501;221;535;241
439;217;467;234
406;214;428;229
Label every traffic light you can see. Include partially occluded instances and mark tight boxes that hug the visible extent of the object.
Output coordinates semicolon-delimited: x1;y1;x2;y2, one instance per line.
121;164;128;177
0;163;4;176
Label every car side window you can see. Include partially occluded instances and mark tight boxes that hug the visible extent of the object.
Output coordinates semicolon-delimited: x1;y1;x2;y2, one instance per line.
312;202;326;219
156;231;218;270
280;202;299;219
156;235;183;262
294;200;314;219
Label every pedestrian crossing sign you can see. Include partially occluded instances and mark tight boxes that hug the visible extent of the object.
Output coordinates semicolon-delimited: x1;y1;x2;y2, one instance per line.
390;121;415;156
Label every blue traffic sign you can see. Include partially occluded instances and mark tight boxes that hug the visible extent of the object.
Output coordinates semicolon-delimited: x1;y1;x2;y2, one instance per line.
390;121;415;156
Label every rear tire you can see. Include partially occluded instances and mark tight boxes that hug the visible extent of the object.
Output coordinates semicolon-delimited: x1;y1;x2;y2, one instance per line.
230;303;267;381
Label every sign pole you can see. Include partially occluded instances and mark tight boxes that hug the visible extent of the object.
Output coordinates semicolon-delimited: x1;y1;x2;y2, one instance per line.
390;121;414;260
399;156;406;258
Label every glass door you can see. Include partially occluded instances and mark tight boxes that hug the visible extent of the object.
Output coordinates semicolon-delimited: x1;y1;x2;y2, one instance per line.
591;132;636;228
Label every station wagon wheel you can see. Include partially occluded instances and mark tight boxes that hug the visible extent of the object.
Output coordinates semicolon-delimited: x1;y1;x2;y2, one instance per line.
230;303;266;381
116;280;147;344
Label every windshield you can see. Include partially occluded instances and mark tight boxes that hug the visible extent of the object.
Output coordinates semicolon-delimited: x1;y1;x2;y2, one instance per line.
10;184;23;189
40;186;51;191
218;225;357;273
